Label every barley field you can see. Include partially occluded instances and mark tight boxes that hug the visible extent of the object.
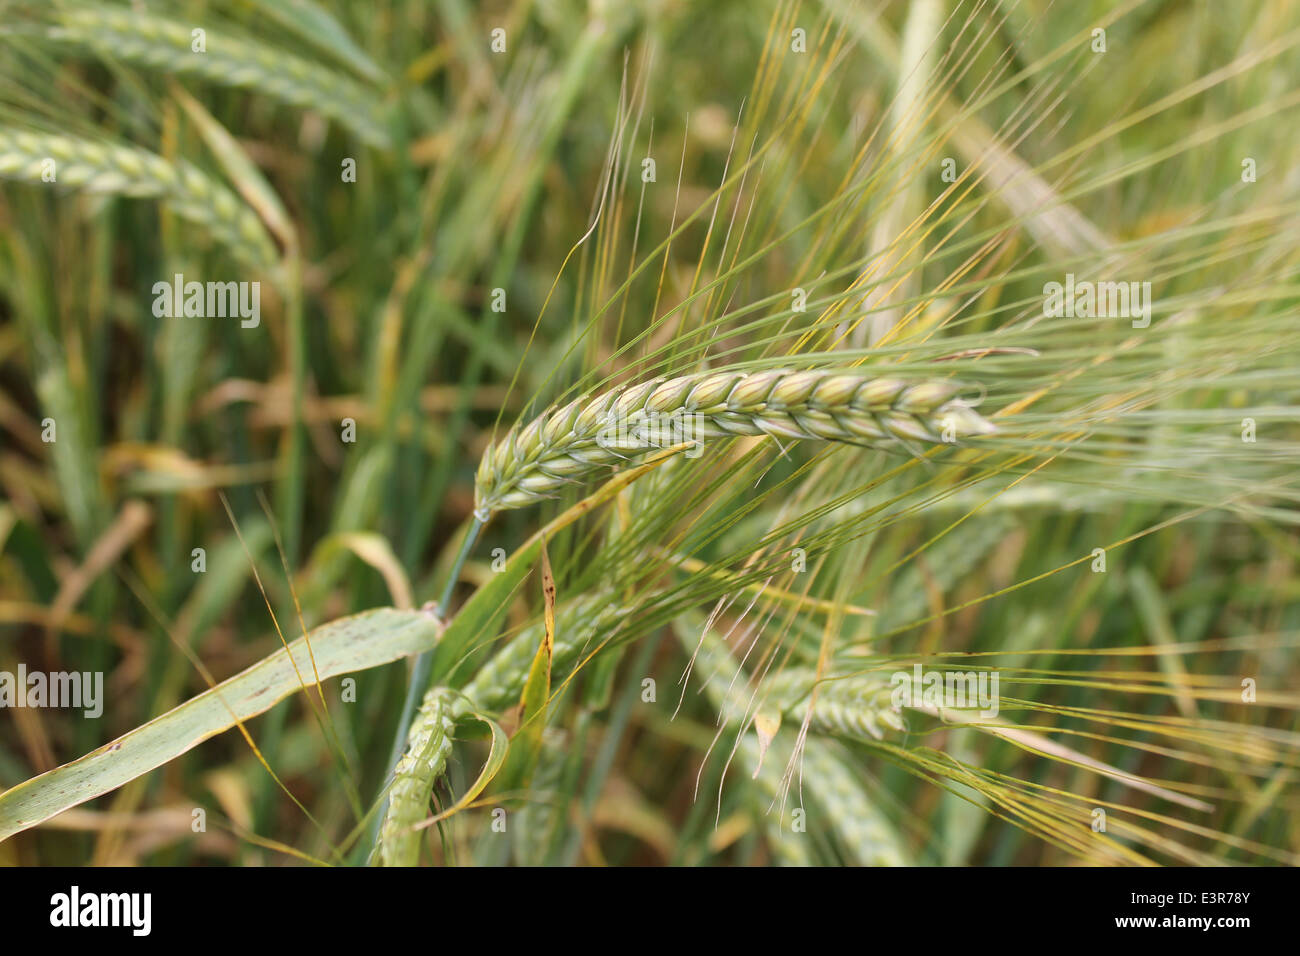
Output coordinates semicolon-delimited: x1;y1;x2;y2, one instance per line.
0;0;1298;869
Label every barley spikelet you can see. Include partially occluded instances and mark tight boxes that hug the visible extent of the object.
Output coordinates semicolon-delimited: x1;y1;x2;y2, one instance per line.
52;7;389;148
474;368;996;518
378;686;456;867
766;669;907;741
0;130;279;270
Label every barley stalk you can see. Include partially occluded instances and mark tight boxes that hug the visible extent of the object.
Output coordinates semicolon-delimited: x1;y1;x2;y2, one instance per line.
0;130;279;271
378;686;456;867
474;368;995;519
51;7;390;148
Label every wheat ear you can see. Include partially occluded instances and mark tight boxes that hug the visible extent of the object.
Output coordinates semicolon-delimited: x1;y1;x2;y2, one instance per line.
378;686;456;867
0;130;279;271
474;368;995;518
51;7;389;148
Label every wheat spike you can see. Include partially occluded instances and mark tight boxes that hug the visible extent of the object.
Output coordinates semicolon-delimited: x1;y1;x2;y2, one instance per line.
0;129;279;271
378;686;456;867
474;368;996;519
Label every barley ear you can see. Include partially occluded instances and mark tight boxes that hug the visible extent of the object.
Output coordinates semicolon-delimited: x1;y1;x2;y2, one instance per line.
798;740;910;865
765;670;908;741
462;596;626;711
0;130;280;273
679;620;911;865
474;368;996;519
377;687;456;867
50;6;390;149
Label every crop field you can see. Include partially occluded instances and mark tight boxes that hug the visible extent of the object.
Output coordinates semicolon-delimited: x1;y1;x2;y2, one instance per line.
0;0;1297;872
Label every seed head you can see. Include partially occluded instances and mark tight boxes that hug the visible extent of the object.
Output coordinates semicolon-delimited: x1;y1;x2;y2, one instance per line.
474;368;996;519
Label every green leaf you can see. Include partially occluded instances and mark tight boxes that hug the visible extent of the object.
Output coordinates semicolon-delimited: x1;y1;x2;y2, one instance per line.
0;607;442;841
434;453;677;688
413;712;509;828
435;535;540;688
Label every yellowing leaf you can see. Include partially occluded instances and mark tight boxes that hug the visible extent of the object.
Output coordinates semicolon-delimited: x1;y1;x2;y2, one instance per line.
499;537;557;790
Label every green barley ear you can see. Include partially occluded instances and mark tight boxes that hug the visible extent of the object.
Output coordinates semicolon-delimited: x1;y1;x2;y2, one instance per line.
764;670;908;741
49;6;390;149
377;687;457;867
513;730;568;864
462;595;627;712
679;618;910;865
798;740;910;866
0;129;280;272
474;368;996;519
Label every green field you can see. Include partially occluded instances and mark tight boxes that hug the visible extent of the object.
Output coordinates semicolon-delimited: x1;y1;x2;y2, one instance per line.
0;0;1297;867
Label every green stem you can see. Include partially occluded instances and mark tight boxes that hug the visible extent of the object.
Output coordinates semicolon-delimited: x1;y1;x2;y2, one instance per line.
256;252;305;831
